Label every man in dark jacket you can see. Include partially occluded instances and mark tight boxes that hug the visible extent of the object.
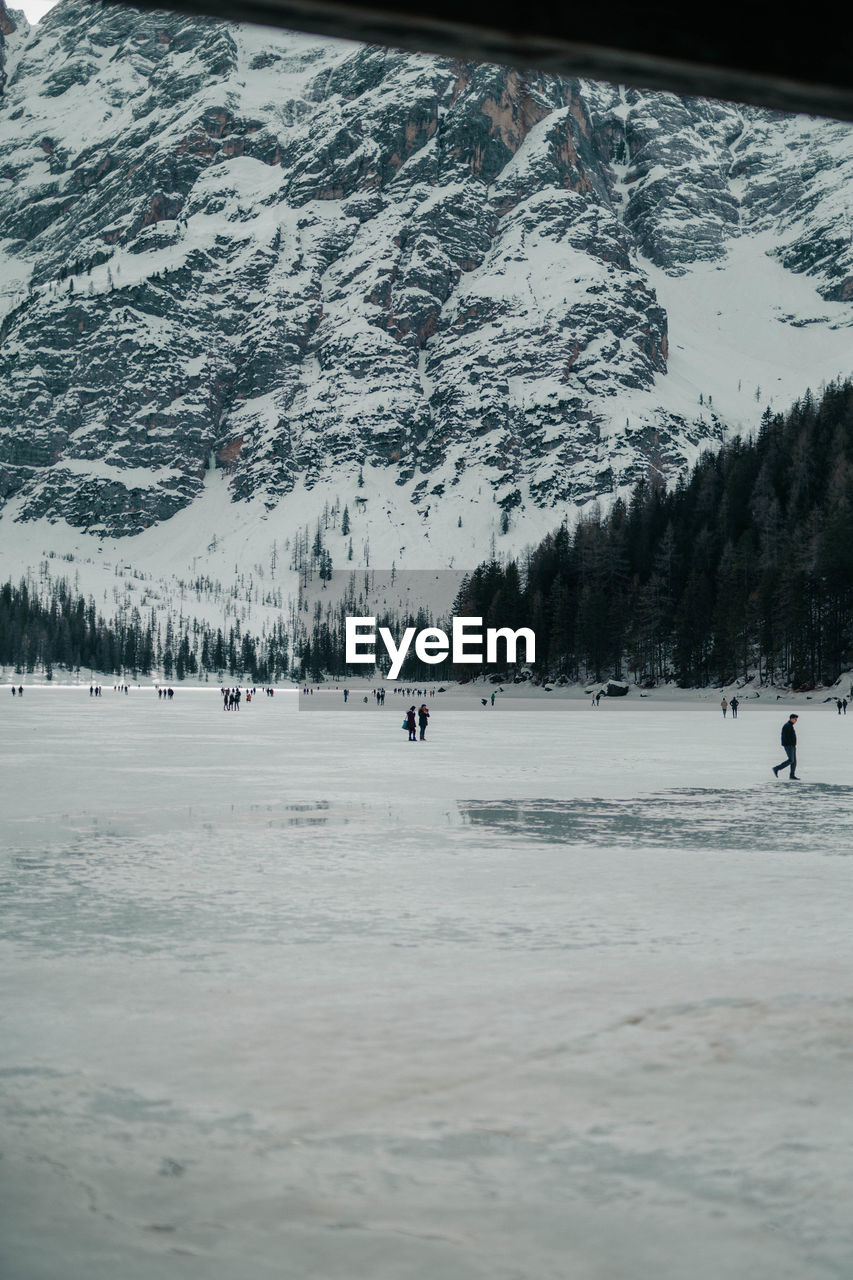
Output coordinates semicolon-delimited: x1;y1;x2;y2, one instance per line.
773;714;800;779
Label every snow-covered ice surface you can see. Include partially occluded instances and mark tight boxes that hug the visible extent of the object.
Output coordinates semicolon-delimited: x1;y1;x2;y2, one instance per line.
2;689;853;1279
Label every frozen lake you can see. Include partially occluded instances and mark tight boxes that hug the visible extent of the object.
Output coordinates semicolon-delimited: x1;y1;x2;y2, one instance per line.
2;687;853;1279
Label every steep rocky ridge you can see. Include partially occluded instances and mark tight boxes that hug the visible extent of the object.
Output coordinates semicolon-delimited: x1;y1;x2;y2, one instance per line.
0;0;851;557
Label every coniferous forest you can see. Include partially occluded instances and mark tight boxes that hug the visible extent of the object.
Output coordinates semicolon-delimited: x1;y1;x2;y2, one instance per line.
2;380;853;689
0;578;290;684
456;379;853;688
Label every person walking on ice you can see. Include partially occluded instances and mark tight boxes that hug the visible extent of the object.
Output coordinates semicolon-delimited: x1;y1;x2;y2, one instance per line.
773;714;800;780
721;697;728;717
418;704;430;740
730;696;739;719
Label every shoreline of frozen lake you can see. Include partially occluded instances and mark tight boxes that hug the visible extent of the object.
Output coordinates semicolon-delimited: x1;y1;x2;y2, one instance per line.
5;665;853;704
2;691;852;1279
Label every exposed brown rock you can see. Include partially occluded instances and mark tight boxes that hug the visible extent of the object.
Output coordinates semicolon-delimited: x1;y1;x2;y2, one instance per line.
480;71;551;154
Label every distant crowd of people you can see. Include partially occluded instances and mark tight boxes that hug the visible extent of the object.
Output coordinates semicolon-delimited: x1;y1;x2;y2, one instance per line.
339;686;436;704
220;686;275;709
335;685;435;739
9;679;853;787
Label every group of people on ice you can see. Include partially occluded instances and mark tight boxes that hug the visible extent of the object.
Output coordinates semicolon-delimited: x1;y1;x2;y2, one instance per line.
340;686;436;706
720;696;740;718
342;688;387;704
404;704;430;740
220;686;273;709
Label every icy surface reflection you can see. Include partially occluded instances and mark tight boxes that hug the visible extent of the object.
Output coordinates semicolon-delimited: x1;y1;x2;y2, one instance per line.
3;691;853;1279
461;785;853;852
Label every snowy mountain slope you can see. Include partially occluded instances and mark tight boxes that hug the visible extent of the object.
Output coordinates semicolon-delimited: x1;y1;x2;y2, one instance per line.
0;0;852;605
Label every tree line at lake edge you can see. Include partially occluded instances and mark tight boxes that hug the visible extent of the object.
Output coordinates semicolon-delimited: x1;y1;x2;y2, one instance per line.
2;380;852;689
454;378;853;688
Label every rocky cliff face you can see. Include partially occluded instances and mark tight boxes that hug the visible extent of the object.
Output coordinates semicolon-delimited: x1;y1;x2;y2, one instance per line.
0;2;25;98
0;1;851;546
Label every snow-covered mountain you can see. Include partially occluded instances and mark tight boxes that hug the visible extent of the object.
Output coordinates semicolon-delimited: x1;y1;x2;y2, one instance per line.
1;0;853;590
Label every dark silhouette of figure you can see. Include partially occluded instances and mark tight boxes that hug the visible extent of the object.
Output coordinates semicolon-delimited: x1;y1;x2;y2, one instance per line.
730;697;739;719
418;704;430;739
406;706;417;741
773;714;800;780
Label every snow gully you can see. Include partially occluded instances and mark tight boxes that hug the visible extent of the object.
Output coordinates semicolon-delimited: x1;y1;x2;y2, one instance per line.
345;617;536;679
